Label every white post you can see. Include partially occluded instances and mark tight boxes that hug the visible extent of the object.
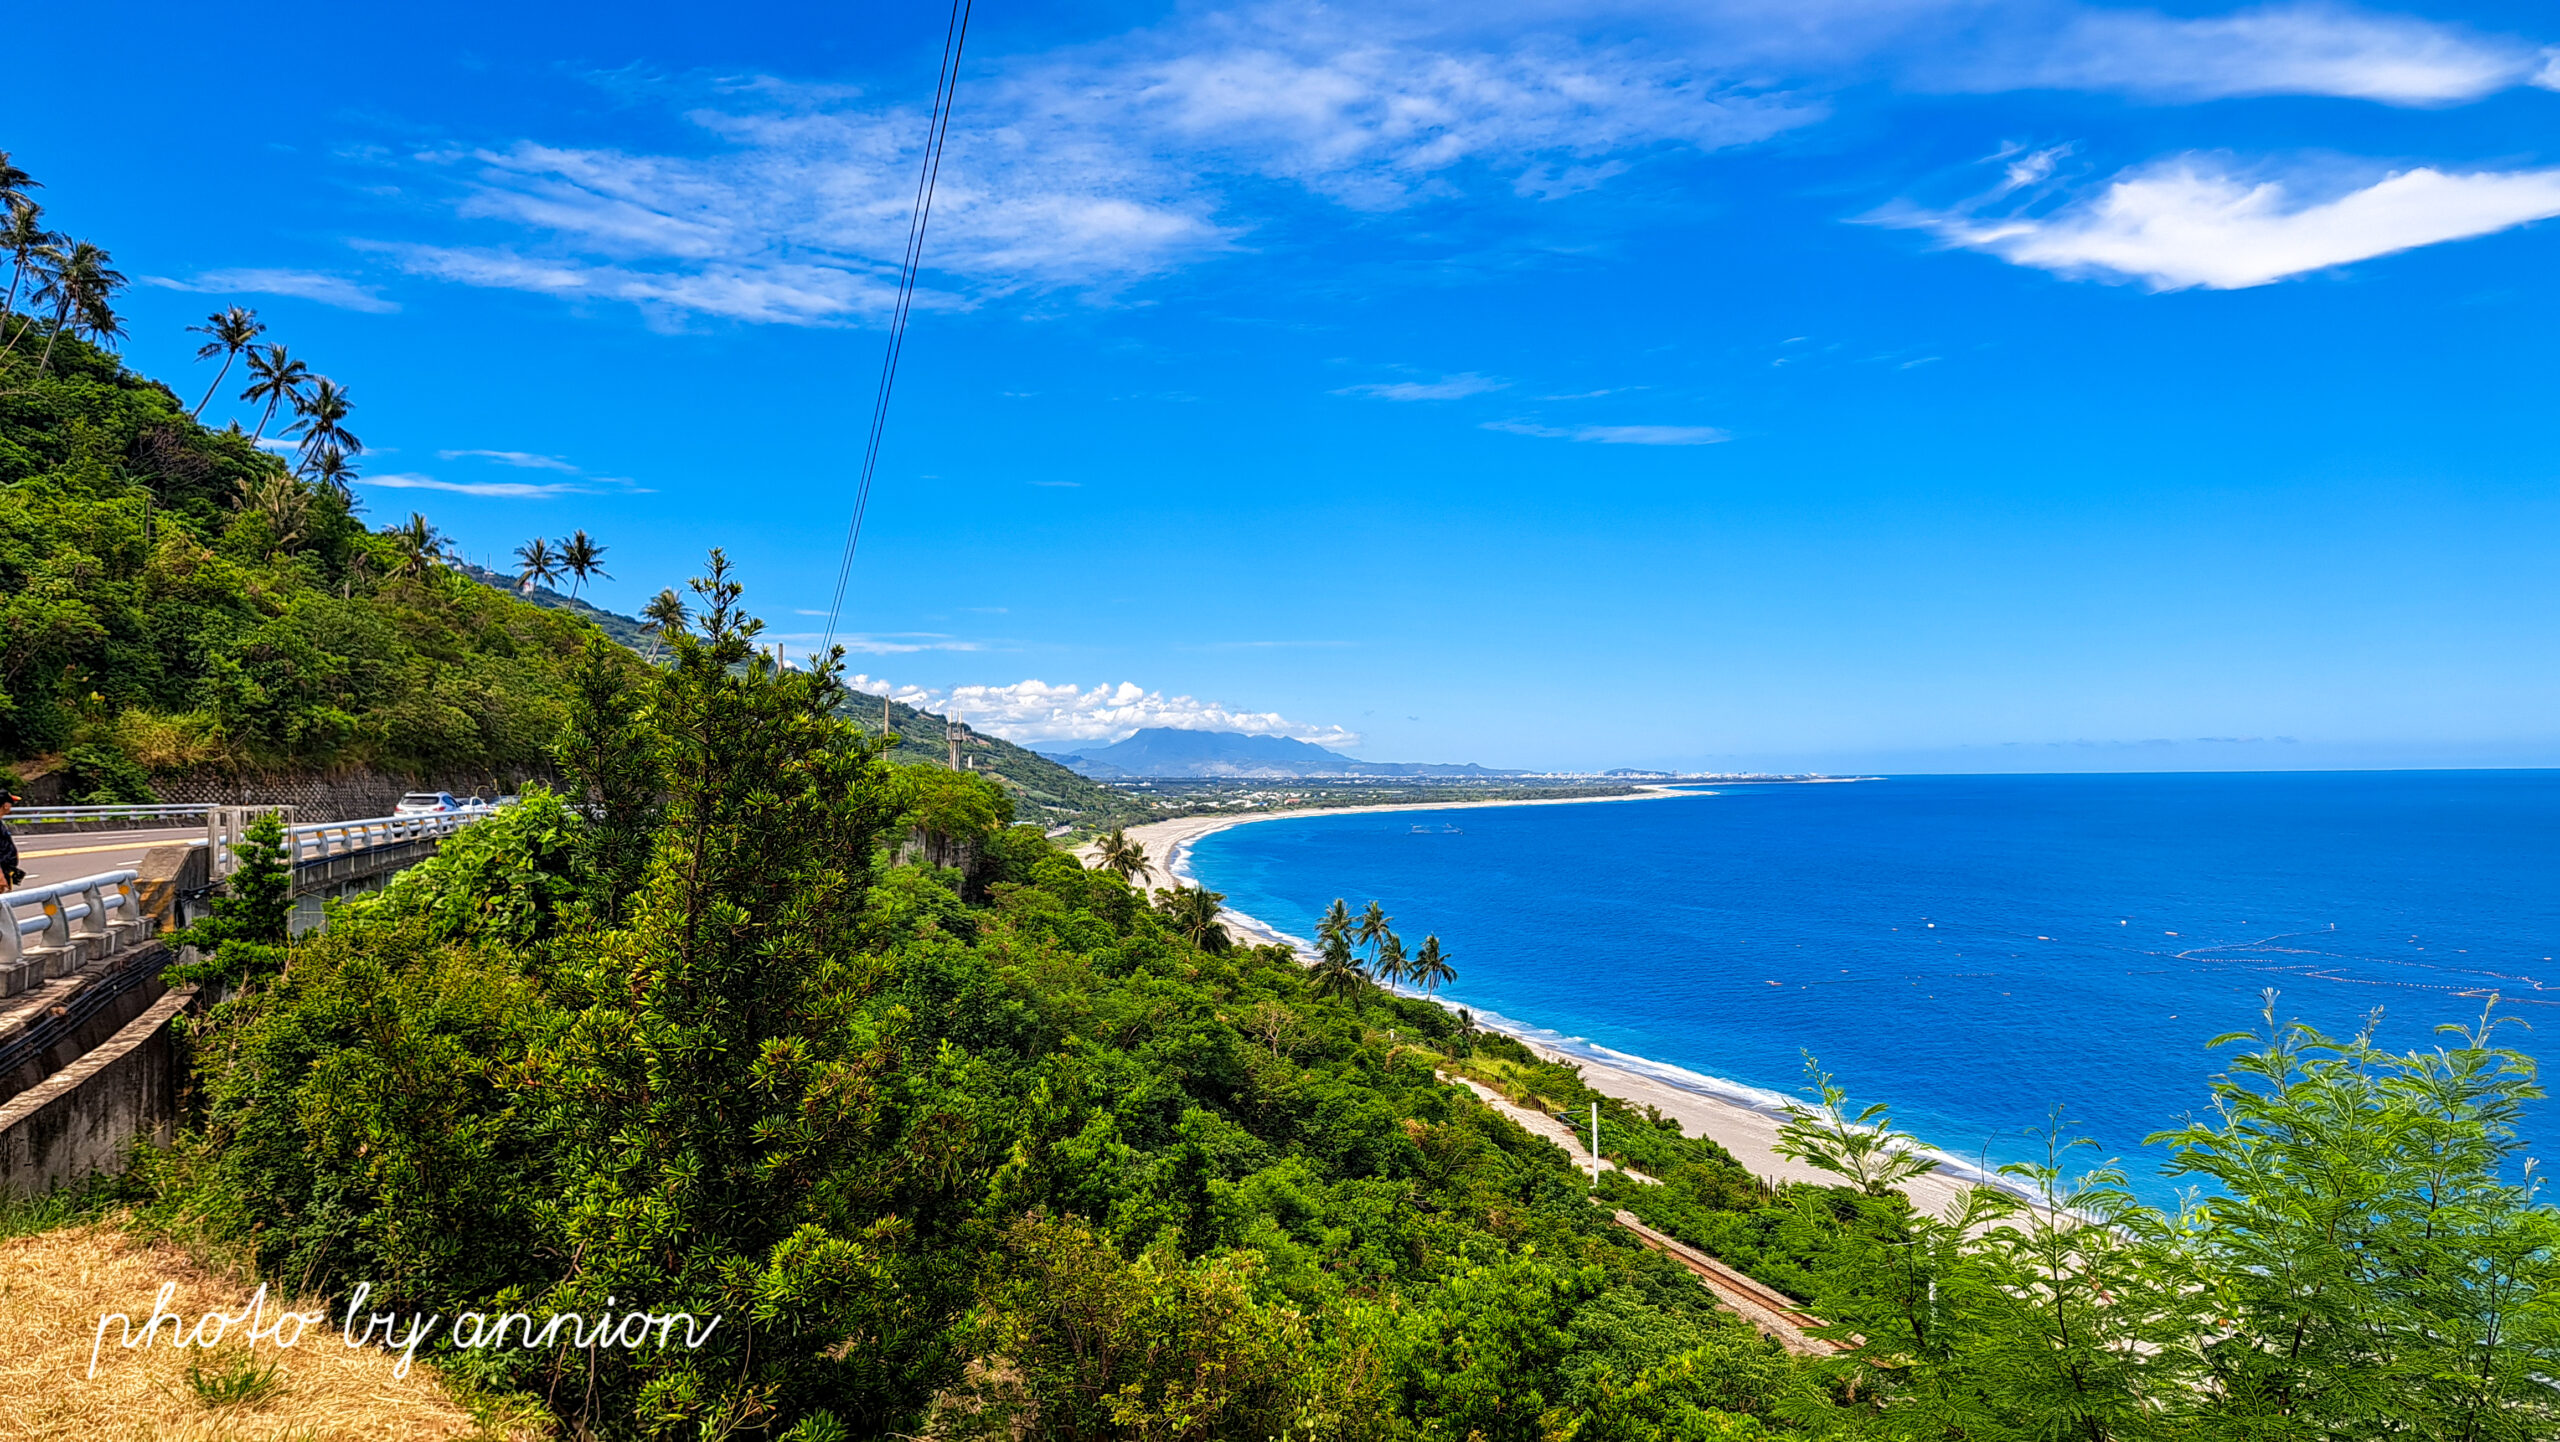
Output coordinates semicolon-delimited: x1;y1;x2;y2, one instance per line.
1590;1103;1601;1187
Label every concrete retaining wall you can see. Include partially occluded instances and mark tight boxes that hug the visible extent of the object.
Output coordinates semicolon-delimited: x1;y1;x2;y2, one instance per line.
0;986;194;1198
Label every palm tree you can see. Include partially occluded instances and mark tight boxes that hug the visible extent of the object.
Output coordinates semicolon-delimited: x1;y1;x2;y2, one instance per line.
558;529;610;599
1094;827;1151;883
298;444;358;498
640;586;689;659
0;151;36;220
287;377;361;464
384;512;450;580
1410;934;1457;996
1153;885;1231;952
1450;1007;1480;1056
1311;919;1366;1001
514;536;562;594
33;239;124;371
1372;930;1409;987
1354;900;1394;970
240;344;311;443
186;306;264;418
0;201;50;337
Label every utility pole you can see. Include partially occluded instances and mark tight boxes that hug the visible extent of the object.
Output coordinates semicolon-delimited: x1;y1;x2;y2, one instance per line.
947;713;964;770
883;694;894;737
1589;1103;1601;1188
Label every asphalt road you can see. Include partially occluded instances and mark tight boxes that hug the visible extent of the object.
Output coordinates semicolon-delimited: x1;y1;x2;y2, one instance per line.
6;825;204;893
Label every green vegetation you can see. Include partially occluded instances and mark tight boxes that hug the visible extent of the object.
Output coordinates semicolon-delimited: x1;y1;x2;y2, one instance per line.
0;154;625;789
142;563;1821;1440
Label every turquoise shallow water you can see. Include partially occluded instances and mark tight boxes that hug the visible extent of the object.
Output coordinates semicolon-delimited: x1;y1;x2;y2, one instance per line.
1186;772;2560;1196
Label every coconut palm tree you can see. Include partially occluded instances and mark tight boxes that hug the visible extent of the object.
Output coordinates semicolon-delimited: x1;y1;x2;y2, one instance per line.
1311;919;1366;1001
1153;884;1231;952
1372;930;1409;987
32;239;124;371
298;445;358;499
558;529;610;599
287;377;361;464
1094;827;1150;883
1317;897;1353;953
384;512;450;580
1410;934;1457;996
1450;1007;1480;1056
185;306;264;418
641;587;689;660
240;344;311;443
0;201;50;337
514;536;562;594
1354;900;1393;970
0;151;36;220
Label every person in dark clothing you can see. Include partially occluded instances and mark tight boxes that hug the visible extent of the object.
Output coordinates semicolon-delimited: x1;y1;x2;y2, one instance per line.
0;792;21;888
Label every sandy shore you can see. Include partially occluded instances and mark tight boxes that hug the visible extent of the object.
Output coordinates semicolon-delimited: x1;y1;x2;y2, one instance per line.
1079;790;1972;1212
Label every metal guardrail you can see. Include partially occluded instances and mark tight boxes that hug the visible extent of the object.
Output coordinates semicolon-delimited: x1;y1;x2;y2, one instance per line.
5;803;214;827
278;809;489;867
1;869;151;998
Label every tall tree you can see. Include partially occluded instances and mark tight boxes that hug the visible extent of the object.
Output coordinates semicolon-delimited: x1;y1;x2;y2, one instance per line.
641;586;690;661
186;305;264;417
0;201;50;334
0;150;37;222
1371;930;1408;986
1354;899;1393;971
1094;827;1150;884
1410;934;1456;995
298;445;358;499
32;238;124;371
286;376;361;463
514;536;562;594
384;512;450;580
559;528;610;599
1311;898;1365;1000
239;343;311;443
1153;884;1232;952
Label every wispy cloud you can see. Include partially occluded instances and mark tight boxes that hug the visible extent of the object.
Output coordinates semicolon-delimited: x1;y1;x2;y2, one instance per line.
359;472;584;498
1336;371;1507;401
437;448;580;471
1921;3;2557;106
1484;419;1729;445
142;267;398;313
845;675;1357;747
1892;154;2560;290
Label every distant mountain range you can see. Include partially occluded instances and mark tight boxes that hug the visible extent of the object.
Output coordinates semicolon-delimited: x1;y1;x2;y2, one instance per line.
1040;728;1522;780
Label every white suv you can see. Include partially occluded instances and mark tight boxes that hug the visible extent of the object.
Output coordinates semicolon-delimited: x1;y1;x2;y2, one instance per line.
393;791;468;815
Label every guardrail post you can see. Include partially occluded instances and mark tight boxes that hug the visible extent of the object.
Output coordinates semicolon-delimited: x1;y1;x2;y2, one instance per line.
0;908;24;997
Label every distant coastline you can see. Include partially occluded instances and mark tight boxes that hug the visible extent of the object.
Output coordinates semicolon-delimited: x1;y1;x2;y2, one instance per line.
1098;786;1979;1210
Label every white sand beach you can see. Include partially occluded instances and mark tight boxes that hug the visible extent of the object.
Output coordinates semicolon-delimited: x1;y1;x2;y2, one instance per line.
1081;791;1974;1213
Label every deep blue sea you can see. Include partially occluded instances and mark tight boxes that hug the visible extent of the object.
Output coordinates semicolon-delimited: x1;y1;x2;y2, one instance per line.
1187;772;2559;1197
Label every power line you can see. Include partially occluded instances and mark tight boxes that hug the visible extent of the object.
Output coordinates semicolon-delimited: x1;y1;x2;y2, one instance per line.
821;0;973;654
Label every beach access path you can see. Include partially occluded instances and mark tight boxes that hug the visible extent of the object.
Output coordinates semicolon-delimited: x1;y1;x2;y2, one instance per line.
1083;793;1975;1220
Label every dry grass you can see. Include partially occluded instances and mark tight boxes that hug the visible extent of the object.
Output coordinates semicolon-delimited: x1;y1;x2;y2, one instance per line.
0;1219;544;1441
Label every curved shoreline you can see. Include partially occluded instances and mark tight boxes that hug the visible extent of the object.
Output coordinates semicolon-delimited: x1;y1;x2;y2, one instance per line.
1091;789;1978;1212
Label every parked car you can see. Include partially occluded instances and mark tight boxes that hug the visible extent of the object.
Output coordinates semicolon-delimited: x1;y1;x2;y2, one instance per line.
393;792;468;815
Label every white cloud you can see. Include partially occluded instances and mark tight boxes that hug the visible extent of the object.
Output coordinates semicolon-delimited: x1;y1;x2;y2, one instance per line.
142;267;398;313
438;448;580;471
1484;419;1730;445
1925;3;2553;106
359;472;585;498
845;675;1357;747
1336;371;1507;400
1899;155;2560;289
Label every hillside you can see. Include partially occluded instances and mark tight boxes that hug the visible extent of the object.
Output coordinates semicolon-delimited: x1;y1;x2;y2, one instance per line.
1045;726;1524;779
0;329;615;798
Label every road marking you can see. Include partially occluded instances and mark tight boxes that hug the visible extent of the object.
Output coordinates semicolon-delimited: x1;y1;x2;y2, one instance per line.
17;839;181;860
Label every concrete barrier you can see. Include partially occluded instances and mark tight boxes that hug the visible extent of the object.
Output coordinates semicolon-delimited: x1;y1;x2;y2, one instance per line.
0;985;195;1198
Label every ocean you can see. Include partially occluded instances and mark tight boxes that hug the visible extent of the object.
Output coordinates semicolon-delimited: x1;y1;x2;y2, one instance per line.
1185;771;2560;1197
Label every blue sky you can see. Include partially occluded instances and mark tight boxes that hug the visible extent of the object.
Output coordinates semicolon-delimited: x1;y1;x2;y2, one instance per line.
17;0;2559;771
